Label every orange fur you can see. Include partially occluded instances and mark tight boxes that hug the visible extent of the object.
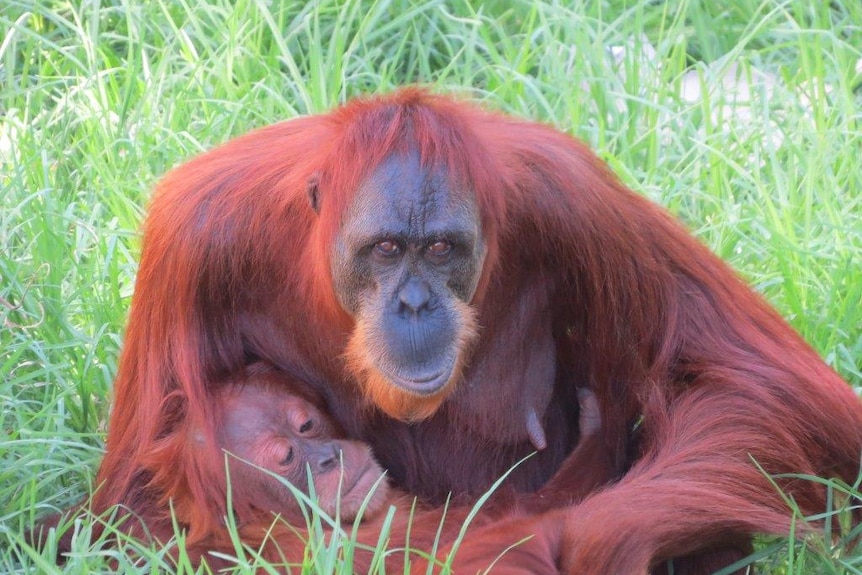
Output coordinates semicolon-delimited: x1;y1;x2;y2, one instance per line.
59;88;862;574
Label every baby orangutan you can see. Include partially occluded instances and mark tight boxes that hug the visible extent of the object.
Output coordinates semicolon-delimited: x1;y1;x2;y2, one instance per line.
198;365;602;573
213;366;390;523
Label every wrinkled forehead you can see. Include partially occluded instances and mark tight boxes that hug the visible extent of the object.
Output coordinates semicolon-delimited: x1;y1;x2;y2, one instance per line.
341;153;480;241
220;386;304;438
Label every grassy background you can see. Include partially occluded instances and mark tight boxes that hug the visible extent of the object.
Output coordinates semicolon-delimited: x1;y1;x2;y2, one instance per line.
1;0;861;573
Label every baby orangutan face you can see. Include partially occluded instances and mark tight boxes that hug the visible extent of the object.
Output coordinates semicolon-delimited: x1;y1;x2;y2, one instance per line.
217;378;390;522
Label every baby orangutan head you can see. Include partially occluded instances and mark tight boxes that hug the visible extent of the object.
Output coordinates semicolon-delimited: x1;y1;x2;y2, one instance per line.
215;369;390;522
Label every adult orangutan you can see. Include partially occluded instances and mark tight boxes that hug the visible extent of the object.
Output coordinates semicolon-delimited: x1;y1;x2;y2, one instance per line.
188;365;567;573
88;88;862;573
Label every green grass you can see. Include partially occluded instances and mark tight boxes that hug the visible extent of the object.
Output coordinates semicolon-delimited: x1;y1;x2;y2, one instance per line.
2;0;861;573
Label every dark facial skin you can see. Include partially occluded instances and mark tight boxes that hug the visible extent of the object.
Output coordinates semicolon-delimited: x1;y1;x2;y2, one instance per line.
218;382;390;521
330;154;486;397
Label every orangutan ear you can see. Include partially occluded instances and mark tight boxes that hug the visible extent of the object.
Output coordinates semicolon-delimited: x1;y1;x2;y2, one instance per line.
307;172;321;214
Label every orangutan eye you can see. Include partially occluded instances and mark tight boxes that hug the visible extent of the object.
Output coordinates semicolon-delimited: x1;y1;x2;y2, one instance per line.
374;239;401;257
427;240;451;257
280;446;295;466
299;419;313;434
